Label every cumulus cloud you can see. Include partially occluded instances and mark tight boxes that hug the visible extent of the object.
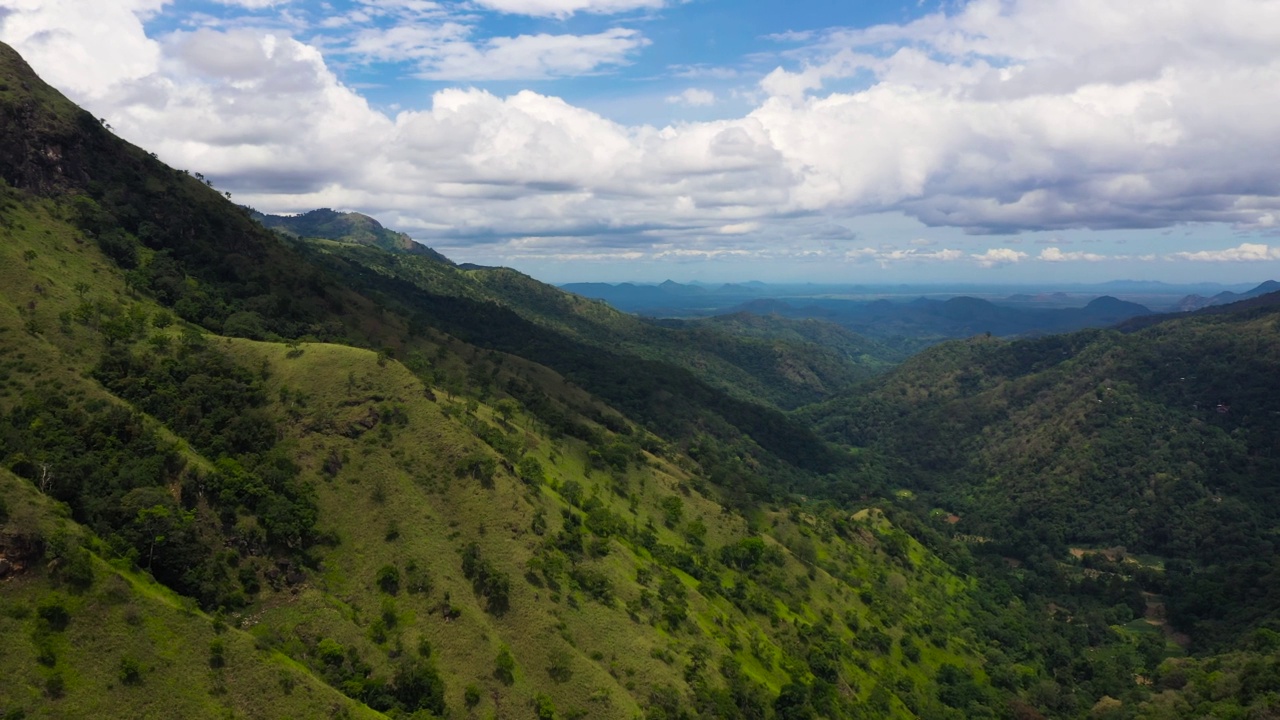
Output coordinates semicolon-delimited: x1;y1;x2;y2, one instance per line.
343;25;648;80
844;247;965;266
717;222;759;235
1038;247;1109;262
471;0;665;18
0;0;164;96
666;88;715;106
972;248;1028;268
4;0;1280;266
1170;243;1280;262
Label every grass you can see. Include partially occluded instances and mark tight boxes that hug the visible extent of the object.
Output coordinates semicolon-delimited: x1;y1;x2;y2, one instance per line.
0;184;997;719
0;469;380;720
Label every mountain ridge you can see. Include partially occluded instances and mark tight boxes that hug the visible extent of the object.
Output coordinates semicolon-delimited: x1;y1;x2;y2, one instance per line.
4;37;1280;720
251;207;453;264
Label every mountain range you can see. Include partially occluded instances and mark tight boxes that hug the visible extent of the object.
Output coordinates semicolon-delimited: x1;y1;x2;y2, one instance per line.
3;39;1280;720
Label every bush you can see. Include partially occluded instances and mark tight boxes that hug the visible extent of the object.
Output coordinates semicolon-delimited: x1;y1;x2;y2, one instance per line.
494;647;516;685
119;657;143;686
517;456;545;485
376;565;400;595
533;693;557;720
209;639;226;669
391;658;446;715
44;672;65;699
461;544;510;615
36;598;70;632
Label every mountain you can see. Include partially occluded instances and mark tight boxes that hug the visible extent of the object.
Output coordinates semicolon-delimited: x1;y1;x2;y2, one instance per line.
0;41;1006;720
5;38;1280;720
802;295;1280;654
1174;279;1280;311
252;207;453;263
727;295;1153;347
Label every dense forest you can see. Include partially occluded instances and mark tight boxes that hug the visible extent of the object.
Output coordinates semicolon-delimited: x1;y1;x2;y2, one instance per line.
2;39;1280;720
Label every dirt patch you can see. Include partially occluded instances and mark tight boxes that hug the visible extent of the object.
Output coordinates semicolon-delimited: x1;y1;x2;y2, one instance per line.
0;532;44;579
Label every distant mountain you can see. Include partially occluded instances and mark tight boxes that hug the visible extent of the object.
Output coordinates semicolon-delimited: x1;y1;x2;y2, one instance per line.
1174;280;1280;311
722;294;1152;345
561;280;766;313
252;207;452;262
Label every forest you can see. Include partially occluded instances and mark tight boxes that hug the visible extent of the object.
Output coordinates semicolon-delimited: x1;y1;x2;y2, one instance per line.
2;38;1280;720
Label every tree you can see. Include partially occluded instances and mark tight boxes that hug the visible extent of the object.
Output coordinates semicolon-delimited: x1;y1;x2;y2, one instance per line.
392;657;446;715
518;455;545;486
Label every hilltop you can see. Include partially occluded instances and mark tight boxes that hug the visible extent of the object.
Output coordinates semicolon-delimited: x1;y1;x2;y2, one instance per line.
252;208;453;264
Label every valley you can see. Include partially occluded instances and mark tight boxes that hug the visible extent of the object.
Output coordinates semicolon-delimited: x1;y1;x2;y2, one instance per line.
2;38;1280;720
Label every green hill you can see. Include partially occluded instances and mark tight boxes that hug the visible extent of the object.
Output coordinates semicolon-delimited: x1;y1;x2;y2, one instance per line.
801;295;1280;704
6;35;1280;720
252;208;454;263
0;40;1004;720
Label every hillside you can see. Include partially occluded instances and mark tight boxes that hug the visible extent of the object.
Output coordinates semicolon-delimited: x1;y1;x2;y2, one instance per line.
252;208;453;263
0;188;995;719
6;36;1280;720
802;294;1280;653
0;40;1006;720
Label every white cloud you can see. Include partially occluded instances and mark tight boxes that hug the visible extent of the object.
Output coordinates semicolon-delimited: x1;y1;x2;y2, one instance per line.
211;0;293;8
666;88;715;106
0;0;163;97
344;26;648;80
717;222;759;235
1038;247;1109;262
1170;243;1280;262
4;0;1280;265
469;0;665;18
844;247;965;265
972;248;1028;267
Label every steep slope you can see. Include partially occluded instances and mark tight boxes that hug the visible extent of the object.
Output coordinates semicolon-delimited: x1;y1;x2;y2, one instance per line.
298;244;844;478
0;41;1007;719
0;467;381;720
0;192;996;719
291;240;893;411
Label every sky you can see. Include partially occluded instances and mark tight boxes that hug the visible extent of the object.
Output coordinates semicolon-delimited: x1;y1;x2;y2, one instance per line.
2;0;1280;285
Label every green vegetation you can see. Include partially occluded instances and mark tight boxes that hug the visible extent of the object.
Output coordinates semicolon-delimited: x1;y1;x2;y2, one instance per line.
2;37;1279;720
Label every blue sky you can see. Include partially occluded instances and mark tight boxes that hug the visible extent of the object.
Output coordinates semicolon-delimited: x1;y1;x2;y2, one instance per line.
141;0;942;124
4;0;1280;284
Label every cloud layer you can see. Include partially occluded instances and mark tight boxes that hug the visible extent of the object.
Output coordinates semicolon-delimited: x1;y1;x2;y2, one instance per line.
3;0;1280;272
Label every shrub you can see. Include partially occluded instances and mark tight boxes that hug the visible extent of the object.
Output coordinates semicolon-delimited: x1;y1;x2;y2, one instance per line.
209;639;226;669
376;565;400;595
494;647;516;685
119;657;143;686
36;598;70;632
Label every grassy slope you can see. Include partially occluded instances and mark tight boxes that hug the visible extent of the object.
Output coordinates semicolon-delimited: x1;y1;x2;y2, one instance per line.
0;468;381;720
0;133;995;718
224;335;988;718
